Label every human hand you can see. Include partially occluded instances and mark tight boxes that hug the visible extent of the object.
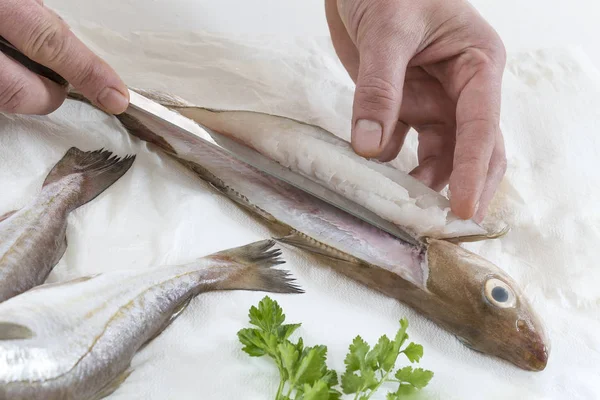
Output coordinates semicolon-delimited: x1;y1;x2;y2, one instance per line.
325;0;507;222
0;0;128;115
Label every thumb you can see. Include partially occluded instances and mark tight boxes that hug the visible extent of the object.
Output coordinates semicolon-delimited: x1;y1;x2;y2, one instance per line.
350;31;414;158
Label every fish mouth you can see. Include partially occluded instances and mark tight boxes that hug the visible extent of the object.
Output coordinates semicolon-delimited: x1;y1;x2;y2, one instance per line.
455;334;549;372
520;342;549;371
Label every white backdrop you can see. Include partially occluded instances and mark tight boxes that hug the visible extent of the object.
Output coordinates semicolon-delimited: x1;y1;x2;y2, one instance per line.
46;0;600;67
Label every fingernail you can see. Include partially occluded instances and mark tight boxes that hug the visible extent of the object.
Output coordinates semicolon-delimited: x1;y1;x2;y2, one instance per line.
353;119;382;156
97;87;129;114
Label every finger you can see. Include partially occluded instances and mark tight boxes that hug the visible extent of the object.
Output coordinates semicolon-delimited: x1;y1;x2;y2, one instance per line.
408;125;455;191
409;155;454;192
0;51;67;114
472;130;507;222
377;121;410;162
447;56;503;219
349;10;420;158
351;45;413;158
0;0;129;114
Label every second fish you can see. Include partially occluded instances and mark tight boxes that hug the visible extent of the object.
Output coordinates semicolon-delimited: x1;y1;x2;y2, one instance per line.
0;147;135;303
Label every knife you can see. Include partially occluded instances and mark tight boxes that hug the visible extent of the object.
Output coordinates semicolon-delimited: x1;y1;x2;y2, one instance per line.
0;36;421;246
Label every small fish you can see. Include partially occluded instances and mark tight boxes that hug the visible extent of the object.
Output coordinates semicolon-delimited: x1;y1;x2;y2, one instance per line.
0;148;135;302
0;240;301;400
67;90;549;372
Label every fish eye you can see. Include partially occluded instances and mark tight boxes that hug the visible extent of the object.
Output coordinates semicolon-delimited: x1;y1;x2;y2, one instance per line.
484;278;516;308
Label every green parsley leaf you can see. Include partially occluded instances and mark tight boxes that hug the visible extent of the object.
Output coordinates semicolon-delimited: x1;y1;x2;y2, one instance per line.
248;296;286;333
343;336;371;372
294;345;328;386
394;383;416;396
392;318;409;355
322;369;338;387
237;328;267;357
300;380;330;400
279;341;300;381
395;367;434;390
402;343;424;363
340;371;363;394
371;335;395;372
278;323;302;341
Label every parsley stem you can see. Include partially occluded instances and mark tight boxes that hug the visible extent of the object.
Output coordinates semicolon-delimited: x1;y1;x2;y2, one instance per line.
275;377;285;400
362;369;393;400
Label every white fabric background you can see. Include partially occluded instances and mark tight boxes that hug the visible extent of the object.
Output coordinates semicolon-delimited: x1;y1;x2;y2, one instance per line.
0;1;598;399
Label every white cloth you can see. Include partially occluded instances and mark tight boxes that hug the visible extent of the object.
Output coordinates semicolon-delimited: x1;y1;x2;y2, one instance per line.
0;25;599;400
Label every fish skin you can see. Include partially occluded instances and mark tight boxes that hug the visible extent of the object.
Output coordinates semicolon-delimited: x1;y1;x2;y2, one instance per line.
66;90;549;371
0;148;135;303
0;240;301;400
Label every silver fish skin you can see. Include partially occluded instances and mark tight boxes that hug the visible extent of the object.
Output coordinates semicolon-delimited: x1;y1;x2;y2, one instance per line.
0;148;135;302
92;89;549;372
0;240;301;400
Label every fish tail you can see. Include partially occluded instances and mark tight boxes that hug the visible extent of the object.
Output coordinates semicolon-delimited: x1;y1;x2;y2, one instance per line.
210;240;304;294
43;147;136;208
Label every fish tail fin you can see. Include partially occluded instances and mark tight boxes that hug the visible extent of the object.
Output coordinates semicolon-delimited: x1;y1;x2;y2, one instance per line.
211;240;304;294
43;147;136;208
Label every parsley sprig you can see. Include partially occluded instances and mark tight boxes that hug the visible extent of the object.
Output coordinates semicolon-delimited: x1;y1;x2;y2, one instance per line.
237;296;342;399
237;296;433;400
341;318;433;399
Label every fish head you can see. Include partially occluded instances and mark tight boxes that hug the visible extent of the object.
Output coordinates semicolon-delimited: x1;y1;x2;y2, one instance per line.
425;239;549;371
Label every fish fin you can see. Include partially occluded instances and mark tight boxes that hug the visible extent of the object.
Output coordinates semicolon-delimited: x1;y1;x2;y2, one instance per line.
0;209;17;223
275;232;366;265
444;224;511;244
42;147;136;209
139;295;194;351
0;322;35;340
90;368;133;400
209;239;303;294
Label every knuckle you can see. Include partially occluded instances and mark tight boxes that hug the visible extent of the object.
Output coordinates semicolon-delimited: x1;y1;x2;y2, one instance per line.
71;61;103;92
458;118;498;136
455;151;485;168
0;78;29;113
355;75;400;112
23;20;68;64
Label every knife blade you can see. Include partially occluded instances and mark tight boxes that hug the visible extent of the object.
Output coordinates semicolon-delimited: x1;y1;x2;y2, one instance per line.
0;37;421;246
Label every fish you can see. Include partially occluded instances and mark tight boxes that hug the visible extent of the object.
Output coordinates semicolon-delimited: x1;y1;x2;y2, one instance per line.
0;147;135;303
0;239;302;400
66;89;549;372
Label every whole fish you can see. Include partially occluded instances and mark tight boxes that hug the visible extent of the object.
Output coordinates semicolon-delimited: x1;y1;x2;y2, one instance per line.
0;239;301;400
67;90;549;372
0;147;135;303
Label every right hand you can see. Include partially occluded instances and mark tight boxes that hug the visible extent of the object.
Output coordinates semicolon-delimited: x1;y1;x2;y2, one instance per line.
326;0;507;221
0;0;128;115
